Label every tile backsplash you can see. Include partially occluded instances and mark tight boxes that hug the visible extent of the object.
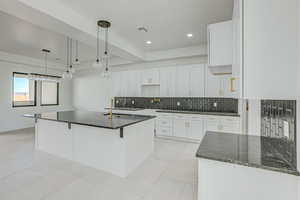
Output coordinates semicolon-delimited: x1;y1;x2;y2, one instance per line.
260;100;297;171
261;100;296;141
114;97;239;113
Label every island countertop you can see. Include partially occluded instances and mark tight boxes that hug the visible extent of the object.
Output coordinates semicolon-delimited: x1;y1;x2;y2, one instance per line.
196;131;299;176
24;110;156;129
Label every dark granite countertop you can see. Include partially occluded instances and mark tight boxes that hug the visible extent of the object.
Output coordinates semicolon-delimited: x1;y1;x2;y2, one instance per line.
196;131;299;176
24;111;156;129
104;107;145;111
156;110;240;117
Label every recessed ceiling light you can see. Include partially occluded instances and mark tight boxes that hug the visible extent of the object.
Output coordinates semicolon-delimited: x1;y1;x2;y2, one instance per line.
146;41;152;44
187;33;193;38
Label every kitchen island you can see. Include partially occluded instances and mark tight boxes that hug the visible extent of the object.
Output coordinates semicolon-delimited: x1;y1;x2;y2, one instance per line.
25;111;156;177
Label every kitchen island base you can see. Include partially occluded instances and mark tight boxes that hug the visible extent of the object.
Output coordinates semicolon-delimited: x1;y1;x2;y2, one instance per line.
35;118;155;177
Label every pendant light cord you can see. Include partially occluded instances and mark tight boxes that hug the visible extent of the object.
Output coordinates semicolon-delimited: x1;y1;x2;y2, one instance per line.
66;37;69;71
45;51;48;74
76;40;79;61
97;26;99;62
70;38;72;68
105;27;108;70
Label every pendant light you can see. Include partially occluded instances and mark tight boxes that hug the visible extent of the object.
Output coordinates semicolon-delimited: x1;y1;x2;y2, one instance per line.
28;49;61;82
101;20;111;78
93;20;111;78
63;37;73;79
92;23;103;69
69;38;76;73
74;40;80;65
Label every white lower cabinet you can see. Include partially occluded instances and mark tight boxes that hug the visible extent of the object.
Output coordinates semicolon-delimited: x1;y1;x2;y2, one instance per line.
112;110;241;141
188;118;205;140
204;116;240;134
173;116;189;138
156;113;241;141
156;114;173;137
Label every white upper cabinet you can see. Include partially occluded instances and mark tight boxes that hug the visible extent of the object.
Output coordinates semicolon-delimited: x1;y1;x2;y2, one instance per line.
112;70;141;97
206;69;223;97
159;65;205;97
126;70;141;97
243;0;298;99
160;67;176;97
208;20;233;67
141;69;160;85
190;65;205;97
175;66;191;97
206;67;236;98
111;71;123;97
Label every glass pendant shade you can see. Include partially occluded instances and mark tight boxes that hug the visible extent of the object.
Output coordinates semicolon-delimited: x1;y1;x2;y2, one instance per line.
101;67;111;78
92;59;103;69
62;70;72;79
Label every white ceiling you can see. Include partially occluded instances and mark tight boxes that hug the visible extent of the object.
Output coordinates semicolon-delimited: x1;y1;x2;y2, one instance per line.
58;0;234;51
0;0;233;69
0;10;113;65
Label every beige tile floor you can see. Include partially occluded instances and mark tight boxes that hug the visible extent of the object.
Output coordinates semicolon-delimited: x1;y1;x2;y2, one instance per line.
0;128;199;200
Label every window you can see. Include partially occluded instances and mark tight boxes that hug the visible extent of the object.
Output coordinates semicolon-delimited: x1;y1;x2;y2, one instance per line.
13;72;37;107
41;81;59;106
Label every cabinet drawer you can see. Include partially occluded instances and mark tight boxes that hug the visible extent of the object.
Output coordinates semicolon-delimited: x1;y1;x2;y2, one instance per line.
157;118;173;127
156;127;173;136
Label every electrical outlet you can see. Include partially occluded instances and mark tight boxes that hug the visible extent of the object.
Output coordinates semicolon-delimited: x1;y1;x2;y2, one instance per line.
132;100;135;105
177;102;181;106
213;102;217;108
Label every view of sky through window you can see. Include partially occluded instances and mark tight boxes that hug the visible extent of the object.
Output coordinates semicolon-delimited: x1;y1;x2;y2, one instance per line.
14;77;29;93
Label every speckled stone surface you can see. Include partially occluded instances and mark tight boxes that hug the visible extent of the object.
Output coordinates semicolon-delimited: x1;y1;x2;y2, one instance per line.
24;111;156;129
196;131;299;176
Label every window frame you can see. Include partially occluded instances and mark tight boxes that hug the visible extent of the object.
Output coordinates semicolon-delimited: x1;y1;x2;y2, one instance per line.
12;72;37;108
40;81;60;106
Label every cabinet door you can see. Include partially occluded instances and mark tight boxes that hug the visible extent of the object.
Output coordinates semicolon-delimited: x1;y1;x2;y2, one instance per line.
112;71;122;97
126;70;141;97
190;65;205;97
175;67;190;97
142;69;160;84
205;117;220;132
160;67;176;97
173;117;188;138
208;20;233;66
206;69;223;97
117;71;127;97
188;118;204;140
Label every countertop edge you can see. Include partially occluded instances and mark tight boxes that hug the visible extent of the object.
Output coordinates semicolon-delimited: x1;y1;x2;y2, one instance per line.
24;114;156;130
196;154;300;176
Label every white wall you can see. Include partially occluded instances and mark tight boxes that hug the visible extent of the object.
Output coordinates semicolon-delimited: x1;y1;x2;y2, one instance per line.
243;0;298;99
0;53;73;133
72;74;111;112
